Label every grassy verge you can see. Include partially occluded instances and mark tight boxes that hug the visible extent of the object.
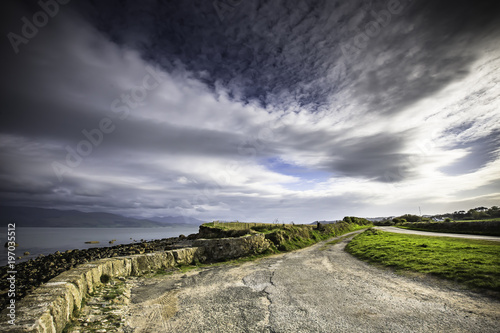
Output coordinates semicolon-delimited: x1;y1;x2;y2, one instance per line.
265;223;370;252
346;229;500;292
397;220;500;236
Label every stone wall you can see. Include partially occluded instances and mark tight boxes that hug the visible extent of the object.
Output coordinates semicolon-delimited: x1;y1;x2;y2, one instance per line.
193;234;272;261
0;248;200;333
0;234;272;332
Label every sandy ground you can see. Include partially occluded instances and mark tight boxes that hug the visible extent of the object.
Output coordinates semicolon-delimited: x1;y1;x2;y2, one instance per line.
122;230;500;332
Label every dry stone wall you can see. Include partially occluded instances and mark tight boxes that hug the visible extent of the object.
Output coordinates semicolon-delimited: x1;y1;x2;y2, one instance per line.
0;234;272;332
193;234;272;261
0;248;200;333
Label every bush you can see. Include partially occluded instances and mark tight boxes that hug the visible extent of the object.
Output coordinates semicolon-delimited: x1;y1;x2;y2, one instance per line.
374;219;394;226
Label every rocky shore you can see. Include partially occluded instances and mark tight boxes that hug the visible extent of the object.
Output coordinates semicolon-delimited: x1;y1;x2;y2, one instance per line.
0;233;198;313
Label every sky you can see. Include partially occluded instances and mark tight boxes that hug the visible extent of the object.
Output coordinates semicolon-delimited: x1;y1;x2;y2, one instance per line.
0;0;499;224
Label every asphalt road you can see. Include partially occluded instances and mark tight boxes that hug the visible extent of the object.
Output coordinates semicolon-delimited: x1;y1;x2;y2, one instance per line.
375;226;500;241
124;230;500;332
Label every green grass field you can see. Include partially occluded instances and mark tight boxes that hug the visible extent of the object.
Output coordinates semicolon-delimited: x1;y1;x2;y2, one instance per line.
346;229;500;292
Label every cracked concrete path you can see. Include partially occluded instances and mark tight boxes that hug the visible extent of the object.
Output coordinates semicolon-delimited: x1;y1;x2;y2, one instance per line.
124;231;500;332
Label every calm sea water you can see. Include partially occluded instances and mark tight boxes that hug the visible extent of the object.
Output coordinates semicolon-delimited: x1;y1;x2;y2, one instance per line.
0;226;200;267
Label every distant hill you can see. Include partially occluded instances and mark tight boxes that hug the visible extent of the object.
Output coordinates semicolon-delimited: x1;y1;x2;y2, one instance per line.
149;215;206;225
309;217;396;225
0;206;205;228
364;216;395;222
309;220;342;225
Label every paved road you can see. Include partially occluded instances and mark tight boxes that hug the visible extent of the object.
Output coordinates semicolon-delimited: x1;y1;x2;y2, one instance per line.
124;231;500;332
375;226;500;241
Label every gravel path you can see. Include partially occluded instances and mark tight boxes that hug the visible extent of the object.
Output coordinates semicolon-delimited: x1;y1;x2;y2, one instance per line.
374;226;500;241
124;230;500;332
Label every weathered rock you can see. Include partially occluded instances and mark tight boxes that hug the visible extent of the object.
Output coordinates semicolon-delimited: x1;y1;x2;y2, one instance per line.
0;236;186;313
193;234;271;261
0;230;278;332
0;248;202;332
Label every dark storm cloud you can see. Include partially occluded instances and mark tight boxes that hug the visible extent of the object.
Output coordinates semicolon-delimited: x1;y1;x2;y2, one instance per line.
322;133;414;182
347;0;500;116
275;128;416;182
440;131;500;176
74;0;500;113
0;92;255;159
1;0;499;221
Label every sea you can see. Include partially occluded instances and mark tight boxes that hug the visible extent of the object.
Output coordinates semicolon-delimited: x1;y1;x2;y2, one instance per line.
0;225;200;267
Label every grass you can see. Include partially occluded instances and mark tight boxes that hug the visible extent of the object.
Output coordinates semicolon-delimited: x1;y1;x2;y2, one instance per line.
264;223;370;252
204;221;293;231
346;229;500;292
103;283;126;301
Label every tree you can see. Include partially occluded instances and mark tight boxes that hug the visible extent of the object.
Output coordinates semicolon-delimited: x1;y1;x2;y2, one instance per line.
488;206;500;218
401;214;420;222
466;209;481;220
453;211;466;220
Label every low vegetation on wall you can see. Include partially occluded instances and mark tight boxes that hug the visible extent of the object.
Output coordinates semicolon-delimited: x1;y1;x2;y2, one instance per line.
201;218;373;253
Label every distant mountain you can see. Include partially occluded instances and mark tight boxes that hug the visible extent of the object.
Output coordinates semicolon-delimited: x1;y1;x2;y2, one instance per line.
149;216;206;225
309;216;396;224
309;220;342;225
364;217;395;222
0;206;204;228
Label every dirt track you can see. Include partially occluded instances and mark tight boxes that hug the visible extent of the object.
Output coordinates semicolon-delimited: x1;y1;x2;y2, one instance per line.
123;230;500;332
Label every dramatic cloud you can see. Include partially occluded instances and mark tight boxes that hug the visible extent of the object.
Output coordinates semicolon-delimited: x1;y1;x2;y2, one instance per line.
0;0;499;223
